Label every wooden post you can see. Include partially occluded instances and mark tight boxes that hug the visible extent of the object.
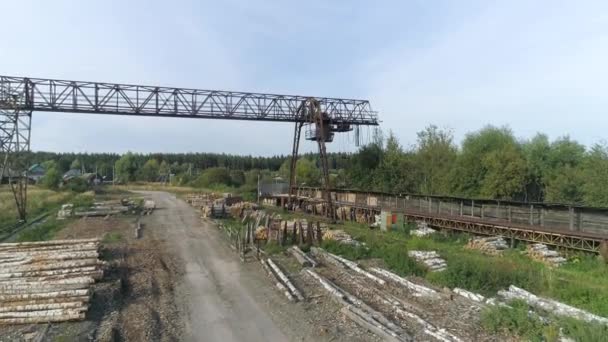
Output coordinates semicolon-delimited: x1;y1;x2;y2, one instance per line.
578;210;583;231
471;200;475;217
428;197;432;213
291;222;297;244
497;201;501;220
317;221;323;243
481;204;485;219
450;203;454;216
282;221;288;245
298;221;304;244
508;206;512;223
438;200;442;215
460;201;463;216
306;221;313;245
529;205;534;225
569;207;574;231
540;208;545;227
419;197;422;211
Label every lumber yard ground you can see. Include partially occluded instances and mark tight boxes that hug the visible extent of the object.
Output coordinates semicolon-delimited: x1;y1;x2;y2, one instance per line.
0;185;607;341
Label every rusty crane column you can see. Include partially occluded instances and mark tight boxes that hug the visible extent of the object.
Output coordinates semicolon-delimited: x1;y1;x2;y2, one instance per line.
0;85;32;221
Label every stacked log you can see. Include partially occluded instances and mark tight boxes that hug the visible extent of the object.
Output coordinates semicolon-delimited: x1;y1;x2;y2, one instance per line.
322;229;361;246
526;244;566;267
0;239;105;324
465;236;508;255
410;221;436;237
498;285;608;326
407;251;447;272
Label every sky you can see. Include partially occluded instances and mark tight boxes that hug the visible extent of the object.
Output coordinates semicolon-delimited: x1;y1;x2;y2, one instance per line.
1;0;608;155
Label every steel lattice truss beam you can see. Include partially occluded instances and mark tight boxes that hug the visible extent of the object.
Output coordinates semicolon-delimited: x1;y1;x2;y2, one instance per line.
0;76;379;125
281;189;603;253
404;212;602;253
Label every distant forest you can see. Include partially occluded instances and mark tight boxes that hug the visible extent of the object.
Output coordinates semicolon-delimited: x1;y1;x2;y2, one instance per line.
28;125;608;207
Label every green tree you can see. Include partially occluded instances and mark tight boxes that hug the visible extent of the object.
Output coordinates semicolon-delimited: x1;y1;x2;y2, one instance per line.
581;143;608;207
194;167;232;187
115;152;138;183
229;170;246;187
158;160;171;176
139;159;160;182
415;125;457;195
449;125;518;197
40;167;61;189
480;144;527;199
70;158;82;170
375;131;418;193
522;134;551;201
544;137;586;203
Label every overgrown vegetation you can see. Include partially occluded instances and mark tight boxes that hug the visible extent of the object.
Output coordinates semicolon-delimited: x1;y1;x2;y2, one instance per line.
481;299;608;342
15;217;67;242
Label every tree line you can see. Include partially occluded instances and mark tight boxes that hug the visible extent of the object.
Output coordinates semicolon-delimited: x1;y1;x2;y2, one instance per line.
29;125;608;207
346;125;608;207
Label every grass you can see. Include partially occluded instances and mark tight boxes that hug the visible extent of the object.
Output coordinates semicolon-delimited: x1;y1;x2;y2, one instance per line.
0;187;95;238
261;207;608;321
15;217;67;242
103;232;123;243
481;300;608;342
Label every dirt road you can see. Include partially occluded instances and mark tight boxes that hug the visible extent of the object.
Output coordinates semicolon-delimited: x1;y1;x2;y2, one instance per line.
138;191;289;342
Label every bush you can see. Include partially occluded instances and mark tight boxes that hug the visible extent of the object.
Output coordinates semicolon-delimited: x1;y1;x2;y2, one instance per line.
193;167;232;188
65;178;88;193
481;300;547;341
40;167;61;189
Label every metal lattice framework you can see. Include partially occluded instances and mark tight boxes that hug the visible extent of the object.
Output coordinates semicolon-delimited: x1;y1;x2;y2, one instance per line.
0;88;31;220
0;76;378;124
0;75;379;221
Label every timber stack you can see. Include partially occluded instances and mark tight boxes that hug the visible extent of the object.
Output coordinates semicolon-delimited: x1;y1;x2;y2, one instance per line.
465;236;508;255
0;238;105;324
526;243;566;267
408;250;447;272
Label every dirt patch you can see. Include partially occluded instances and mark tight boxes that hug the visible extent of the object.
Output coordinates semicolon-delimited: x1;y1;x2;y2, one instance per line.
0;214;184;342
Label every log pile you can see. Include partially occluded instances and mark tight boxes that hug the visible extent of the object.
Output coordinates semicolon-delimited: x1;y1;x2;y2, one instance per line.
410;221;436;237
261;258;304;302
0;238;105;324
465;236;508;255
322;229;361;246
498;285;608;326
305;270;410;342
369;267;439;299
526;244;566;267
407;251;447;272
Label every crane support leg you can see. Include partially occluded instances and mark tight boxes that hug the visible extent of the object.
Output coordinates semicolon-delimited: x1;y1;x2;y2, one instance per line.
288;121;303;208
0;107;31;221
313;115;335;220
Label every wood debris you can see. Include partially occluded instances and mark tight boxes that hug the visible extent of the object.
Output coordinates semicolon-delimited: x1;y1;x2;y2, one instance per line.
526;244;566;267
311;248;385;285
465;236;508;255
408;251;447;272
261;258;304;302
305;269;411;342
289;246;317;267
369;267;440;299
0;239;105;324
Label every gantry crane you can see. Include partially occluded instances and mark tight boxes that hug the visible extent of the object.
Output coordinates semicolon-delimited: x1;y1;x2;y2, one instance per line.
0;76;379;220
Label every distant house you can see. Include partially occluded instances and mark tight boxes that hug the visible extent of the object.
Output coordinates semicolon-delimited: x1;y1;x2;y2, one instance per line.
28;164;46;183
62;169;82;182
1;169;38;184
81;173;102;186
